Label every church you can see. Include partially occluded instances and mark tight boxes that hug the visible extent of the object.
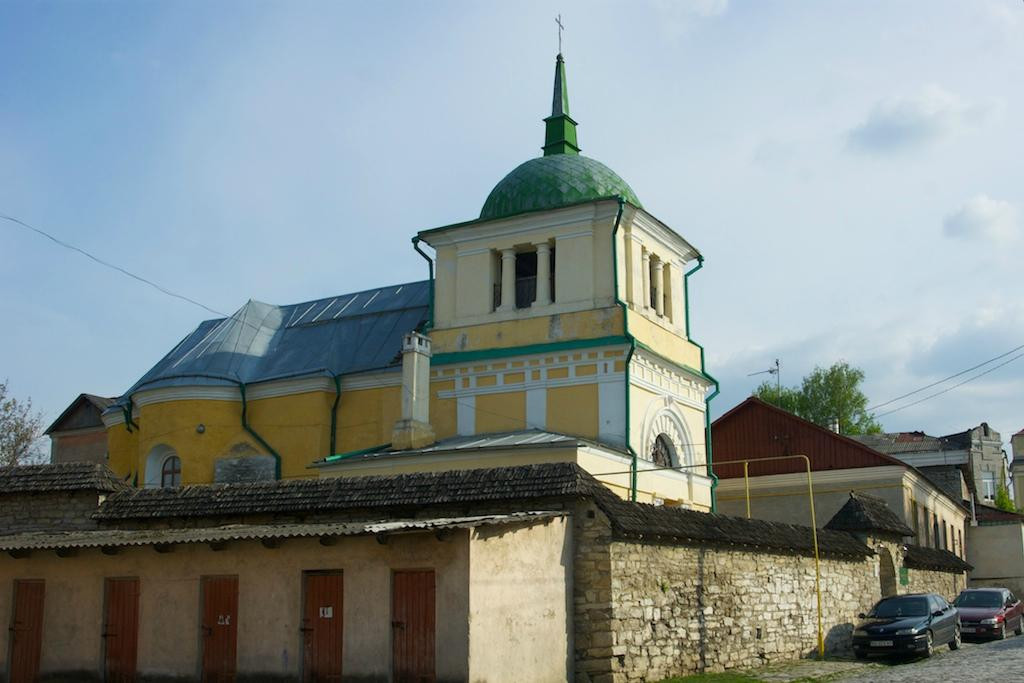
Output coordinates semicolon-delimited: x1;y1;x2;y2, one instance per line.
101;52;719;511
0;53;971;683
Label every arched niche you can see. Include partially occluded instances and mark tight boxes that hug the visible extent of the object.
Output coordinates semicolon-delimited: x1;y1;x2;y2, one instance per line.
144;444;181;489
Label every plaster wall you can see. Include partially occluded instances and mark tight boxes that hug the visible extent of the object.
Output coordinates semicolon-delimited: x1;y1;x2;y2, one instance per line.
716;470;967;554
628;383;712;510
0;532;471;682
467;516;572;683
426;203;619;332
967;523;1024;596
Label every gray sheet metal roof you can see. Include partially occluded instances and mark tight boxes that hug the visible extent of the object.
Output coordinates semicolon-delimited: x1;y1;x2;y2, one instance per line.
0;512;562;552
316;429;624;466
110;280;429;410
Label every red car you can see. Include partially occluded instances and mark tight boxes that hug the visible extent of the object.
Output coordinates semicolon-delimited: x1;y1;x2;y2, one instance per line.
953;588;1024;639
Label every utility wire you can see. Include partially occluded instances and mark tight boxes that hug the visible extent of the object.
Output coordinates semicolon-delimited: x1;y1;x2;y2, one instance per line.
1;213;229;319
868;341;1024;412
875;351;1024;419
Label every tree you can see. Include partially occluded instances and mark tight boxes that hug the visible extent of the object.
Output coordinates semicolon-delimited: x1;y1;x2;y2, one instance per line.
755;361;883;435
993;484;1017;514
0;380;45;466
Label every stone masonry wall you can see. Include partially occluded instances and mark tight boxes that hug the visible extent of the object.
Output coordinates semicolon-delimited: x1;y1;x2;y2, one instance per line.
908;568;967;602
571;502;882;683
0;492;102;532
606;542;879;681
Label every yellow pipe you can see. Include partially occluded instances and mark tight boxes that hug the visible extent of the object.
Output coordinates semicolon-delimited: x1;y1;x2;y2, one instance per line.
743;461;751;518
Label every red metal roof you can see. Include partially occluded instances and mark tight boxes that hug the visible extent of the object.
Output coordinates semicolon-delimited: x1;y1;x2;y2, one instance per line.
711;397;910;479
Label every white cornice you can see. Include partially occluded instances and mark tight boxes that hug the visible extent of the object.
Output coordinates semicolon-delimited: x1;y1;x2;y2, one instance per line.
628;209;699;262
420;202;619;248
123;370;403;412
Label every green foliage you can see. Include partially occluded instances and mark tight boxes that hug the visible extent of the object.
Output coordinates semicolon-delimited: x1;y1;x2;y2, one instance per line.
994;484;1016;513
0;380;45;466
754;361;883;435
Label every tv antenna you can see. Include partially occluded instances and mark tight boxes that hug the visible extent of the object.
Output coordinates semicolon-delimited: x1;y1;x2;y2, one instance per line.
748;358;781;393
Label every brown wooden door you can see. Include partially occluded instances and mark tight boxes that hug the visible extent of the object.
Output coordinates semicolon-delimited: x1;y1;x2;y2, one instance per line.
201;576;238;683
302;572;343;682
392;570;435;683
8;580;45;683
104;577;140;683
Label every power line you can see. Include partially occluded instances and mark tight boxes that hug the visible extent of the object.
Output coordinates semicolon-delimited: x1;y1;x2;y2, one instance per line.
875;351;1024;419
868;341;1024;412
1;213;229;319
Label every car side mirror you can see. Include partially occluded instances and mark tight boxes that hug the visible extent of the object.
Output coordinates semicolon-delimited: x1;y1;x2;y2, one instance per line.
932;610;943;617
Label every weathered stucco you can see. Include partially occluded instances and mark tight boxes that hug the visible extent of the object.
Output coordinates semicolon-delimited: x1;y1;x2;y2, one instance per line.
468;516;572;682
967;522;1024;597
0;532;471;682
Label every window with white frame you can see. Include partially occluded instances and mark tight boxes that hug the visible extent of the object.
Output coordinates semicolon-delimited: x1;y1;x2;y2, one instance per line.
982;471;996;500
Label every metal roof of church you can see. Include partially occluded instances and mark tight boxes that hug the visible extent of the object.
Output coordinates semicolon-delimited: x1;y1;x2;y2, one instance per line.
109;280;429;409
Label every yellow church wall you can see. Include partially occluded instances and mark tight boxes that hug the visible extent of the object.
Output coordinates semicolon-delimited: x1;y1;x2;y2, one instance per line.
105;425;138;481
476;391;526;433
429;306;624;356
626;311;703;371
125;393;336;484
335;386;401;453
547;384;599;440
430;379;458;441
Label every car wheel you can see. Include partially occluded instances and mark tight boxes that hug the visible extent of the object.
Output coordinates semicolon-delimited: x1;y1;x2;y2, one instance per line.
949;625;961;650
1015;617;1023;637
998;623;1007;640
923;631;934;658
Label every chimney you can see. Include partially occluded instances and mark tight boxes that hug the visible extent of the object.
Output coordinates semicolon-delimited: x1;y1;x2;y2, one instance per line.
829;417;840;434
390;331;436;450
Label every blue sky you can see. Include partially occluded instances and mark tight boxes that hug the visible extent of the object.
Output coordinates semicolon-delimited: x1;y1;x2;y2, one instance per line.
1;1;1022;449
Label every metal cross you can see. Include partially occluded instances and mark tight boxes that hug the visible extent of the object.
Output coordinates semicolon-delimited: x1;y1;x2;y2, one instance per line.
556;14;564;54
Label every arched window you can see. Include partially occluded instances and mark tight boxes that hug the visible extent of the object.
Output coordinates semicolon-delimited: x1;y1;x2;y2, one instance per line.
161;455;181;488
650;433;676;469
144;444;179;489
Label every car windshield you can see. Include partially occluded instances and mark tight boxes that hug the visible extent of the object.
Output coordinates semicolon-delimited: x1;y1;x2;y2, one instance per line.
955;592;1003;608
871;597;929;618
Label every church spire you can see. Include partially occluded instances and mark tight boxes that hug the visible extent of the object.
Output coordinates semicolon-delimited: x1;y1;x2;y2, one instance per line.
542;53;580;156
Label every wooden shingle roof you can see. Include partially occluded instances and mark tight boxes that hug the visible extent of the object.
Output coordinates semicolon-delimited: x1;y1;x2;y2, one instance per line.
93;463;872;559
903;544;972;572
94;462;594;520
0;463;127;494
825;491;915;537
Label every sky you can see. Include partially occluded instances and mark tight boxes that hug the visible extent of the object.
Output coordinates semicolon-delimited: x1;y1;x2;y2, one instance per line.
1;0;1022;453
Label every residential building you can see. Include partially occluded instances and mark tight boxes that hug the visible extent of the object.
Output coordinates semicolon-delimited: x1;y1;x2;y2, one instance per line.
965;502;1024;598
99;53;717;509
711;398;969;558
853;423;1009;507
43;393;113;465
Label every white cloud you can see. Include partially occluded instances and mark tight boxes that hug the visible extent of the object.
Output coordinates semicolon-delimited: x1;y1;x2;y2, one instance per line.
650;0;728;37
943;195;1020;244
846;85;989;154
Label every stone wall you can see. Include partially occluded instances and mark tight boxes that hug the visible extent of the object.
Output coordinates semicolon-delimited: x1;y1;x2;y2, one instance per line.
908;567;967;601
572;502;880;683
0;492;101;532
606;542;878;681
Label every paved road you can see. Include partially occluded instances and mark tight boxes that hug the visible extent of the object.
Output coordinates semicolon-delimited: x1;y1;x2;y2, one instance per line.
836;635;1024;682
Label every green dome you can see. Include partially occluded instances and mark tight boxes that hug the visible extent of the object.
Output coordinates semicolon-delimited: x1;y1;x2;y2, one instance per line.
480;154;642;221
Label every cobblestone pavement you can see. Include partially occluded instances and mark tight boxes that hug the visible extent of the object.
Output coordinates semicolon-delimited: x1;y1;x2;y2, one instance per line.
731;635;1024;682
833;635;1024;682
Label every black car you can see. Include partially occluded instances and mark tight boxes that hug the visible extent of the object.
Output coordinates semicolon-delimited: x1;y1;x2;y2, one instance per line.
852;593;961;659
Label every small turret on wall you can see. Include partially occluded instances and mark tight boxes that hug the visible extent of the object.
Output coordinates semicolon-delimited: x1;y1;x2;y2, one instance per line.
391;332;436;450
